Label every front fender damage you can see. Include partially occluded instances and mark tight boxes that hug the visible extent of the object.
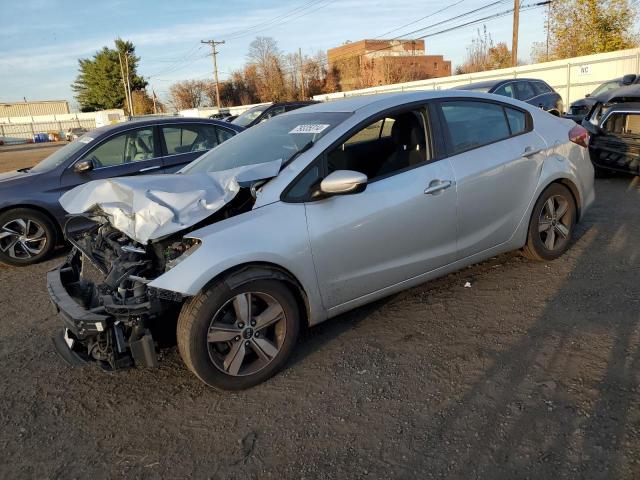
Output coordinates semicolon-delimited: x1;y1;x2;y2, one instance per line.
48;161;282;371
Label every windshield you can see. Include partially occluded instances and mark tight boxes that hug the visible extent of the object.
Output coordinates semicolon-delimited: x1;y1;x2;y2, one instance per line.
30;135;92;173
591;80;622;97
182;112;351;174
232;105;270;127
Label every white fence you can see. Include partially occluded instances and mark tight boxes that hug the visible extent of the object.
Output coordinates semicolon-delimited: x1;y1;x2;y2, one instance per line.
0;109;128;141
313;48;640;108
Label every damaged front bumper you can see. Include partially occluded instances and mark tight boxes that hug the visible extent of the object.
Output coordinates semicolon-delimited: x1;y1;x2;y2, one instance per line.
47;250;175;371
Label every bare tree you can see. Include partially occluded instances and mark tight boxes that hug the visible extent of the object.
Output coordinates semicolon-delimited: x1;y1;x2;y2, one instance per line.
169;80;209;110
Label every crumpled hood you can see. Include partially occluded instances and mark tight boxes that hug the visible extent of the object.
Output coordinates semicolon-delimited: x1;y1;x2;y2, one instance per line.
59;159;282;244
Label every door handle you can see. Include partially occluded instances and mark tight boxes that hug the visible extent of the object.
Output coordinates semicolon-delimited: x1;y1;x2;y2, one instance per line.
139;165;161;173
424;180;452;195
522;146;542;157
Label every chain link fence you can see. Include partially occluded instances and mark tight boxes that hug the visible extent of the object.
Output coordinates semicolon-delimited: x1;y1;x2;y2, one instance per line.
0;118;97;142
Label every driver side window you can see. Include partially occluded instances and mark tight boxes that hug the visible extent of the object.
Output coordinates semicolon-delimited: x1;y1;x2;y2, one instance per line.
326;108;430;181
82;128;156;168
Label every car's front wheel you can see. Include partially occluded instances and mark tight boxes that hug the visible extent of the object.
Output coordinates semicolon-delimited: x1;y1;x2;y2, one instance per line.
522;183;576;261
0;208;56;266
177;279;300;390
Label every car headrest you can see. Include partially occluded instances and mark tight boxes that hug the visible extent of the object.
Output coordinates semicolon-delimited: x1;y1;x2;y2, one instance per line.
391;113;424;149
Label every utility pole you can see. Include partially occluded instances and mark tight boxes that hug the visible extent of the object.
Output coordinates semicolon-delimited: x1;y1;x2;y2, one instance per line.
124;52;134;116
546;1;551;61
201;39;225;108
117;48;132;116
511;0;520;67
298;48;306;99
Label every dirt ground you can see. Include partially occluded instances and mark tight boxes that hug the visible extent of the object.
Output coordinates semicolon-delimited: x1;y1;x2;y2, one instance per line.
0;142;66;172
0;145;639;478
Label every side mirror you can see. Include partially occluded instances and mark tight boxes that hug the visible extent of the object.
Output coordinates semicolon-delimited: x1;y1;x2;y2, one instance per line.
585;93;591;98
74;160;93;173
320;170;368;196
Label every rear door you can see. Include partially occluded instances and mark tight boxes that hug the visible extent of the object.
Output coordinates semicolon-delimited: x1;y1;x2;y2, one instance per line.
437;99;547;259
60;125;163;190
160;123;236;173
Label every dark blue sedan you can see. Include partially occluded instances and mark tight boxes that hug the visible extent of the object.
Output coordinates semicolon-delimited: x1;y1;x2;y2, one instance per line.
0;117;244;266
453;78;564;116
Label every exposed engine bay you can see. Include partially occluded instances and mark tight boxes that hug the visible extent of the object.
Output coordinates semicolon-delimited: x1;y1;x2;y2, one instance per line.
50;187;256;370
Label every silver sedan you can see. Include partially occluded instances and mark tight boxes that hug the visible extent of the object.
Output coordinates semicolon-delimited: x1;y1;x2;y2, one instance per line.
50;91;595;390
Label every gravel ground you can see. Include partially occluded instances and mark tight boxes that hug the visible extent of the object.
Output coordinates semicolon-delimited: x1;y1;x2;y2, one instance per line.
0;142;66;172
0;168;639;478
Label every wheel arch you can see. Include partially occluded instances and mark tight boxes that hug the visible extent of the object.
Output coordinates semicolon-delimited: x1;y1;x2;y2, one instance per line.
203;262;312;329
0;203;62;244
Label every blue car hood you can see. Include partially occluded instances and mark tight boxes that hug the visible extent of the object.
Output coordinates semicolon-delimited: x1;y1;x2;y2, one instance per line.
0;169;45;188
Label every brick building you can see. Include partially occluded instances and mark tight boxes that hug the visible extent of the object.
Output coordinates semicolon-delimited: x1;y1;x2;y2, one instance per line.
328;39;451;91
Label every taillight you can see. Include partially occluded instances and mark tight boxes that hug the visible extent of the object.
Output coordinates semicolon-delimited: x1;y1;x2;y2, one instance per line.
569;125;589;148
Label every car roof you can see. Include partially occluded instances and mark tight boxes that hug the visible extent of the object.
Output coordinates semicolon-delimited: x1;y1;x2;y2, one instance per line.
295;90;522;114
90;116;244;136
456;78;549;91
596;84;640;103
271;100;319;107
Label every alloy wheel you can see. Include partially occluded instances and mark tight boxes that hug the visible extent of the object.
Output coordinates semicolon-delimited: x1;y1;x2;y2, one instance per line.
0;218;48;259
207;292;287;377
538;195;571;251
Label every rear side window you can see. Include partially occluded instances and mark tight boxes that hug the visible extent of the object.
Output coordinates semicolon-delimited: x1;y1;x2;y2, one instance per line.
532;82;552;95
441;101;510;153
505;108;527;135
493;83;515;98
514;82;536;101
441;101;530;154
162;124;219;155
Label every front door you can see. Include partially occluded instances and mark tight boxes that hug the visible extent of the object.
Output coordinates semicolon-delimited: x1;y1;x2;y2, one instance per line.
60;126;163;190
302;106;458;309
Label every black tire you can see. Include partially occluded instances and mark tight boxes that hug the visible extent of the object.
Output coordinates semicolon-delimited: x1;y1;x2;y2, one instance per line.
522;183;576;262
0;208;57;266
177;279;300;390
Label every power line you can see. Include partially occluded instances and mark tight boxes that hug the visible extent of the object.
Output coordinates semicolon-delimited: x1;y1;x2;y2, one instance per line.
373;0;469;39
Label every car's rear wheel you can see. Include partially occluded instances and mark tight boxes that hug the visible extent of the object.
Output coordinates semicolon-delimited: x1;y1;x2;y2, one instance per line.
177;279;300;390
0;208;56;266
522;183;576;261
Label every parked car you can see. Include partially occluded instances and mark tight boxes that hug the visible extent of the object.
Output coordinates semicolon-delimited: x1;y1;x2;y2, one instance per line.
209;112;232;120
48;91;594;390
65;127;89;142
454;78;563;116
0;117;243;266
231;101;319;128
565;74;639;123
581;84;640;176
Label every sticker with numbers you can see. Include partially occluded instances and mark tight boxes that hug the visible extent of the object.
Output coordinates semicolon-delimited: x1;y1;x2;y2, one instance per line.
289;124;330;134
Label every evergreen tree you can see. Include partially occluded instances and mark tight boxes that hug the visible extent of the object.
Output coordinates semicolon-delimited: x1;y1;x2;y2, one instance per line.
72;39;146;112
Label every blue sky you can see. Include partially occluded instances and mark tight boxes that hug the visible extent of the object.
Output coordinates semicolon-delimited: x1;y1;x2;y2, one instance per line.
0;0;550;109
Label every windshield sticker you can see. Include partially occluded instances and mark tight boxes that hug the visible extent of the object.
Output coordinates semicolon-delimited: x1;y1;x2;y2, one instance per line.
78;136;94;144
289;124;330;134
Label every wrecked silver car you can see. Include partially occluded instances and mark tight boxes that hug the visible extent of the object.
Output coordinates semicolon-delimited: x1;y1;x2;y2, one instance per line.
48;92;594;390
